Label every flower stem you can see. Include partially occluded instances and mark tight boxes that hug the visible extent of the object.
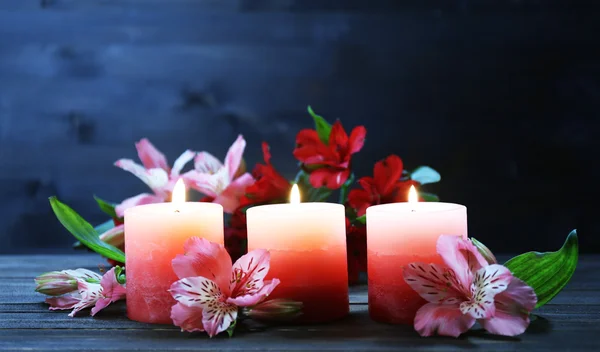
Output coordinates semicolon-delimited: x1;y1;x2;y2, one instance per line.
338;173;355;205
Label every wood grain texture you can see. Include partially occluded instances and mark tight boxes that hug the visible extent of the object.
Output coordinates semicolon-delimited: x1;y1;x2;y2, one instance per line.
0;254;599;351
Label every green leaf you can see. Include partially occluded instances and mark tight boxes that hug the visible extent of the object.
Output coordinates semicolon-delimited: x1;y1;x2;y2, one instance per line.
356;214;366;225
49;197;126;263
94;195;119;219
504;230;578;308
411;166;441;185
73;219;115;248
419;192;440;202
307;106;332;145
226;319;237;337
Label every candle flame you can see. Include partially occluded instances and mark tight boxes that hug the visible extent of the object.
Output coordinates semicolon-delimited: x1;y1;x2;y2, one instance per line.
290;184;301;204
172;178;186;203
408;185;418;203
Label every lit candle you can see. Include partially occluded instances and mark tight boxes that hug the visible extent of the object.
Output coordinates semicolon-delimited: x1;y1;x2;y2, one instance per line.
124;179;224;324
366;186;467;324
246;185;349;323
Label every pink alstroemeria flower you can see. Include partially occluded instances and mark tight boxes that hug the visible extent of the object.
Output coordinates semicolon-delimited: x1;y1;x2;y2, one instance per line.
115;138;195;217
45;267;126;317
169;237;280;337
403;235;537;337
183;135;255;213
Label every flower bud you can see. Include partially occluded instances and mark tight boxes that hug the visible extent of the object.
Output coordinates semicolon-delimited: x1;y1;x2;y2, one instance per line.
35;269;102;296
244;299;303;321
99;224;125;248
471;237;498;265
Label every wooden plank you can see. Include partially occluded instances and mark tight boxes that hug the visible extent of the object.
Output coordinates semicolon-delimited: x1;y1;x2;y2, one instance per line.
0;312;600;351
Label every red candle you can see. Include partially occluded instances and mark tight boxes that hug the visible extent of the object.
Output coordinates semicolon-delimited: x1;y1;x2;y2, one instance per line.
246;185;349;323
366;186;467;324
124;180;224;324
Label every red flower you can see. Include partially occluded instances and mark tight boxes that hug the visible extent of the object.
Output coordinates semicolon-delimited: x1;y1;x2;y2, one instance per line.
348;154;419;216
293;121;366;189
224;209;248;262
346;218;367;285
240;142;291;207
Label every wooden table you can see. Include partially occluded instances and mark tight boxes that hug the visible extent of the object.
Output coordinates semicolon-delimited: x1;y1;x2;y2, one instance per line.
1;254;598;351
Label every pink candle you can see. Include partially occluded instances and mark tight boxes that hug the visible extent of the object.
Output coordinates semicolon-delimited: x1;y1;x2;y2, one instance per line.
124;180;224;324
246;185;349;323
367;186;467;324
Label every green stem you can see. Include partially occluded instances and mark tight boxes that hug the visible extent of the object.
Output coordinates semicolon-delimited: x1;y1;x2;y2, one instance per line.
338;173;355;205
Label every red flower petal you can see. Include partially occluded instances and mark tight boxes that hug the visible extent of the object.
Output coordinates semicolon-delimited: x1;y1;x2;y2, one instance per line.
373;155;404;196
308;168;349;190
348;126;367;155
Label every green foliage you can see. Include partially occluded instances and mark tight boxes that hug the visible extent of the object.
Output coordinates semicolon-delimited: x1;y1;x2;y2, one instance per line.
505;230;579;308
49;197;126;263
307;106;332;145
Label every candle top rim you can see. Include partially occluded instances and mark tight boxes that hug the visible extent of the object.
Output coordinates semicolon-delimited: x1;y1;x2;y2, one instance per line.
124;201;223;216
246;202;344;214
366;202;466;214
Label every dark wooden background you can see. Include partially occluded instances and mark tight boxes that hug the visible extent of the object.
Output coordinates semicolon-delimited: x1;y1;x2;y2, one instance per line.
0;0;599;254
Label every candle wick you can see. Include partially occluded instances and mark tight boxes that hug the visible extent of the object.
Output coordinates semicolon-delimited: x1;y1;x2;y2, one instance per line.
411;209;416;213
175;209;180;213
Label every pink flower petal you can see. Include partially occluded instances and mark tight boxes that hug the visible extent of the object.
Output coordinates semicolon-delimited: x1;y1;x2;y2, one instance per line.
171;150;195;178
91;267;126;316
414;303;476;337
114;159;170;193
202;300;238;338
171;302;205;333
227;278;280;307
480;277;537;336
170;277;218;308
402;262;465;304
169;276;237;337
194;152;223;174
68;281;102;317
115;193;166;218
46;295;80;310
229;249;270;298
171;238;232;295
135;138;169;171
182;169;229;198
213;173;255;213
224;135;246;181
459;264;513;319
437;235;488;290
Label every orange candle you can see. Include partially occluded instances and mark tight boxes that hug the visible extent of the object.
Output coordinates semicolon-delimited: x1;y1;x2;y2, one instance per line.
124;179;224;324
246;185;349;323
367;186;467;324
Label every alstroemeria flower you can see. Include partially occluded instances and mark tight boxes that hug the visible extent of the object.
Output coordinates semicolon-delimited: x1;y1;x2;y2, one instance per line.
35;269;101;296
403;235;537;337
114;138;195;217
239;142;291;207
169;238;280;337
348;155;418;216
183;135;255;213
44;267;126;317
293;120;366;189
